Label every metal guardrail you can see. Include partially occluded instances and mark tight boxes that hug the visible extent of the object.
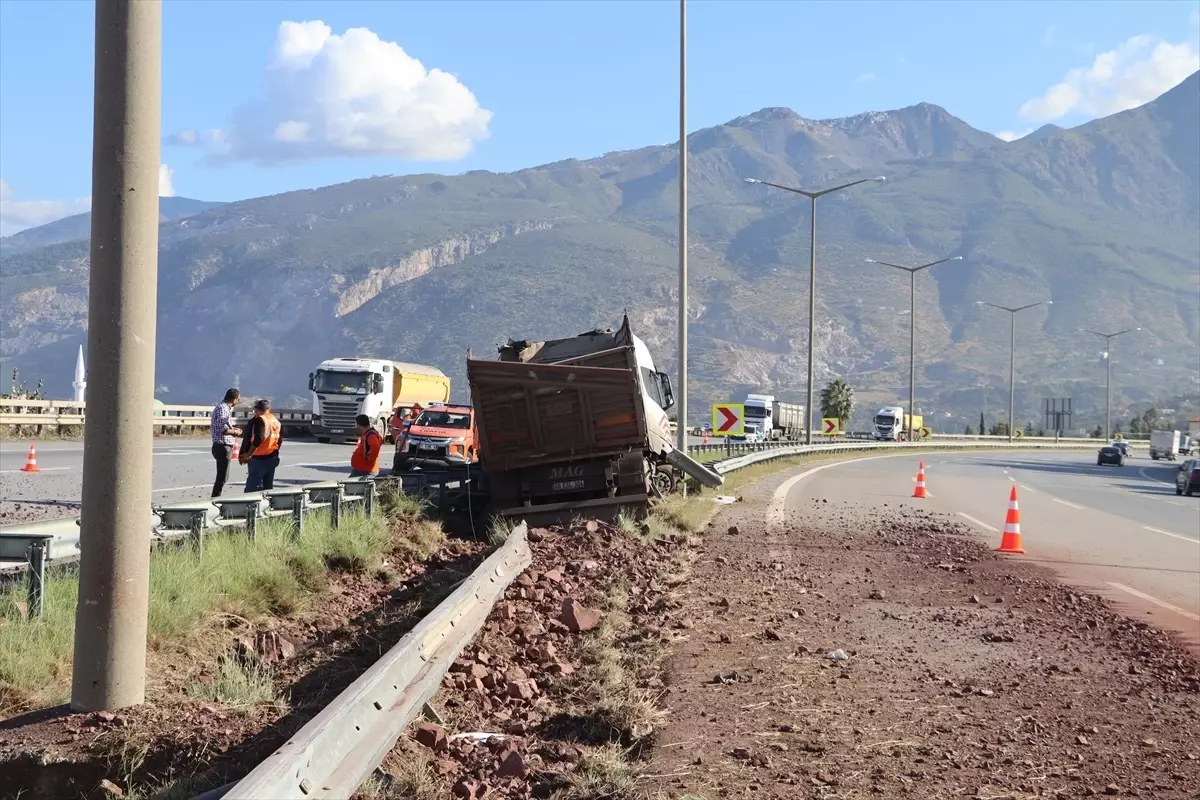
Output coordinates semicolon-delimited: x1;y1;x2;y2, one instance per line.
223;524;532;800
0;399;314;433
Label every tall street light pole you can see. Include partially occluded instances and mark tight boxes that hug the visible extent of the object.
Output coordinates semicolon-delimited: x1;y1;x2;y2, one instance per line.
676;0;688;454
743;175;886;444
976;300;1053;444
864;255;962;440
1080;327;1140;441
72;0;162;711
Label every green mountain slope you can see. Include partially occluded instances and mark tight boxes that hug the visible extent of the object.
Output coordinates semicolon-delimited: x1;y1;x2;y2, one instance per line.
1;73;1197;430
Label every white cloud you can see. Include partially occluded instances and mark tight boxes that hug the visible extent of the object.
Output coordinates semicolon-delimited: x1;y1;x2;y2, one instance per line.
994;128;1035;142
1018;33;1199;122
1041;25;1057;46
0;178;90;237
1;166;178;237
172;20;493;166
159;163;176;197
855;72;876;84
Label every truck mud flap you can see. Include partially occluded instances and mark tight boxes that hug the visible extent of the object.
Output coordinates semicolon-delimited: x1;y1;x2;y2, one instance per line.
664;447;725;488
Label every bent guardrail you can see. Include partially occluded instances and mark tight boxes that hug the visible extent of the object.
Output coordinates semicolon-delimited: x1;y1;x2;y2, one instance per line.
222;523;532;800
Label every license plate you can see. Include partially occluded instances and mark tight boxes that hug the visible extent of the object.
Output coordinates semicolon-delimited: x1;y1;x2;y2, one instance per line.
418;443;438;451
552;479;585;492
331;429;344;434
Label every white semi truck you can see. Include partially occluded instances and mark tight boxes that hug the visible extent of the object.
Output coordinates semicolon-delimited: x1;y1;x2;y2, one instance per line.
872;406;923;441
743;394;805;441
308;357;451;444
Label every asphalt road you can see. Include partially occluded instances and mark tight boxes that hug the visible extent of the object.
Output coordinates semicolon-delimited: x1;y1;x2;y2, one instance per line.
780;448;1200;645
0;437;356;524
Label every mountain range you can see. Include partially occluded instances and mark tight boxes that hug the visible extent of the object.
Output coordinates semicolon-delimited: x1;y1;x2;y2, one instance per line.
1;72;1197;430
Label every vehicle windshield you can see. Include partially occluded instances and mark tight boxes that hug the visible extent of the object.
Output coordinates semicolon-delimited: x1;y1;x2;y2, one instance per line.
415;409;471;429
314;370;370;394
874;415;897;425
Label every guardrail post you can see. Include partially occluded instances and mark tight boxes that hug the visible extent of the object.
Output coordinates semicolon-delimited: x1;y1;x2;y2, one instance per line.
189;511;205;555
364;481;376;518
292;494;305;539
330;487;343;529
245;504;258;542
26;541;46;620
725;438;731;457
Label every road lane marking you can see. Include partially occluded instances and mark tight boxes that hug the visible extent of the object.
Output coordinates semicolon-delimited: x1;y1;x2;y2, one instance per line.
1140;525;1200;545
768;454;899;529
1137;467;1174;485
1019;483;1037;492
956;512;999;533
1052;497;1084;510
1106;582;1200;623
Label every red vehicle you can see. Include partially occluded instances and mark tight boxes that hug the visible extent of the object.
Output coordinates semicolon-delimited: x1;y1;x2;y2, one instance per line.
393;404;479;471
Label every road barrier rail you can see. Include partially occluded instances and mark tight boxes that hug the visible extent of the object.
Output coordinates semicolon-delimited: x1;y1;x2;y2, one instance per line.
0;399;314;435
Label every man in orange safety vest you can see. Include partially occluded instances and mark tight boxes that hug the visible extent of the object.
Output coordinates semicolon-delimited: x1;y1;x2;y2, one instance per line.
350;413;385;478
240;398;282;492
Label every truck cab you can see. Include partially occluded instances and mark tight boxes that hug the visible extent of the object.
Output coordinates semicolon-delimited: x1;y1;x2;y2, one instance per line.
872;406;905;441
309;358;450;444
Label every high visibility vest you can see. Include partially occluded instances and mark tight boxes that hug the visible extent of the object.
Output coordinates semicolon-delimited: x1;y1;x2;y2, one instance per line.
351;428;384;473
252;413;282;457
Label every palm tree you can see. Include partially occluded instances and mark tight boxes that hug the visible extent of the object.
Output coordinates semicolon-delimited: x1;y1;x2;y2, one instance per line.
820;378;855;428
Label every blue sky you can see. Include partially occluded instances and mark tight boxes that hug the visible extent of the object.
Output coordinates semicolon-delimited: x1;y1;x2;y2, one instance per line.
1;0;1197;234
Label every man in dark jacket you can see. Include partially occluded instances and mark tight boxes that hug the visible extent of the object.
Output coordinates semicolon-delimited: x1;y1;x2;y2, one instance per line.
240;398;282;493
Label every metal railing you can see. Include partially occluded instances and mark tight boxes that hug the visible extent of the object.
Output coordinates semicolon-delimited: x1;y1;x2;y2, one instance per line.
0;398;314;434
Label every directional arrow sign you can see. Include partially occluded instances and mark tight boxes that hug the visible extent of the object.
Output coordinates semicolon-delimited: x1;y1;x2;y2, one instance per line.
711;403;744;436
822;417;841;436
920;427;932;440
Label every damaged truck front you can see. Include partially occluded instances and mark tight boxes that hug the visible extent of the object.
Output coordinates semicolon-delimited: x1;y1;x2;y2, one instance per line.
467;315;723;524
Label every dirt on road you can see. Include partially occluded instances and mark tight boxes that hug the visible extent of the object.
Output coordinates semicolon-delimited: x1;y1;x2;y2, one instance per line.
644;493;1200;799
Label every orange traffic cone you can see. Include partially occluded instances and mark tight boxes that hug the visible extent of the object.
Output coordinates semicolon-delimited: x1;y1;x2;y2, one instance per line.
912;461;928;498
996;485;1025;554
19;443;41;473
230;437;240;462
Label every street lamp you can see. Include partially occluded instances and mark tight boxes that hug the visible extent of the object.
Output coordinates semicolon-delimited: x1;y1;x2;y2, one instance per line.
1079;327;1140;442
976;300;1053;443
744;175;886;444
865;255;963;440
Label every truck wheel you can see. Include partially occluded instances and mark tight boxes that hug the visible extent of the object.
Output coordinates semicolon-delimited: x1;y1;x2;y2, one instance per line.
316;436;330;444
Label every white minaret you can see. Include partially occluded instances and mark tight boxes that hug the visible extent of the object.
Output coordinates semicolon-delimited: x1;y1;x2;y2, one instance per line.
73;344;87;402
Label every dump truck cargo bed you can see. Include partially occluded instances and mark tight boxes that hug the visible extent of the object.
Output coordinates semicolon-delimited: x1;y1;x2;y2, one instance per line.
467;358;648;473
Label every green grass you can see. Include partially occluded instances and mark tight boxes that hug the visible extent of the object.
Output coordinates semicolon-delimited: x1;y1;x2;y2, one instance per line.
0;509;393;716
186;657;282;711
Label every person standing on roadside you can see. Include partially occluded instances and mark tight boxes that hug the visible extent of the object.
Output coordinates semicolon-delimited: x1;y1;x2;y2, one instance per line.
240;398;282;492
350;414;385;478
209;388;243;497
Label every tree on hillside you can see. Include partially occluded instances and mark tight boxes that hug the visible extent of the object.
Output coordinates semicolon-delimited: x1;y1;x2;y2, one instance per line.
989;421;1010;437
964;424;976;436
979;411;986;437
820;378;855;427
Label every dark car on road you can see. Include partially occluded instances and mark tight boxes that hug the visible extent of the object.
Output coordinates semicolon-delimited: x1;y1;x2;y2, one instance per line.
1097;446;1124;467
1175;459;1200;496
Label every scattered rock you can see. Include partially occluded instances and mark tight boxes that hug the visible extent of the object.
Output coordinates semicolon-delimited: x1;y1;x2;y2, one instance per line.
559;599;601;633
868;589;886;600
96;779;125;799
414;722;447;751
496;748;528;779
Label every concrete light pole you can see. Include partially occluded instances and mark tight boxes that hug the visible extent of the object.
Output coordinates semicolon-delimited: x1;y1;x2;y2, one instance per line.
976;300;1053;444
71;0;162;712
1080;327;1140;442
864;255;962;440
743;176;885;443
676;0;688;453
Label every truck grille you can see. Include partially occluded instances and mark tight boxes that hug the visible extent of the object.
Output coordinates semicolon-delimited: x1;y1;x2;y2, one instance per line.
320;400;359;431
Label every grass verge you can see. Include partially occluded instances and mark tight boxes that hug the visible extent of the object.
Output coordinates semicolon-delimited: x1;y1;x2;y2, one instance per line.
0;509;395;716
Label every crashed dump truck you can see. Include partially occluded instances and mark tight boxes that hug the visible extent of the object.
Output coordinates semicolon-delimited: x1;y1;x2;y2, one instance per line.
467;315;723;523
